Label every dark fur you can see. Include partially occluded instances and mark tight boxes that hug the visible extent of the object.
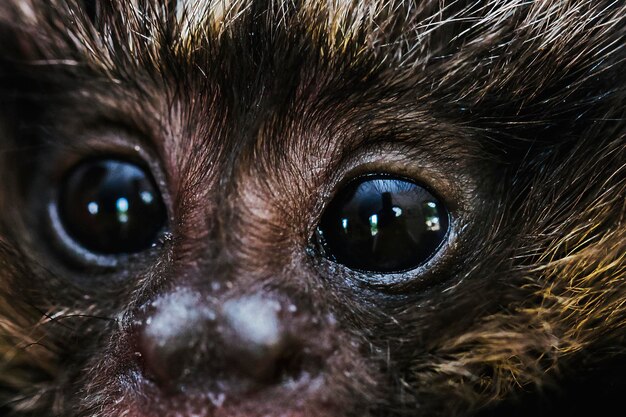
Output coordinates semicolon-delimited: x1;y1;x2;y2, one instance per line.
0;1;624;416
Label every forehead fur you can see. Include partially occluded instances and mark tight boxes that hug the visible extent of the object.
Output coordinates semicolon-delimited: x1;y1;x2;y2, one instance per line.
2;0;624;111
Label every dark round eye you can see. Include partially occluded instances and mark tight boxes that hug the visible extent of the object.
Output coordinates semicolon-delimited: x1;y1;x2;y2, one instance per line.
317;175;449;273
57;159;166;255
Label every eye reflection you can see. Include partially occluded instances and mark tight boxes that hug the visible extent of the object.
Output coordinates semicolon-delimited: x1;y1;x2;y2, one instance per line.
57;159;166;255
317;175;449;273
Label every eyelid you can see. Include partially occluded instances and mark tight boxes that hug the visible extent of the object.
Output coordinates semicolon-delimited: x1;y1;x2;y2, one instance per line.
43;128;155;173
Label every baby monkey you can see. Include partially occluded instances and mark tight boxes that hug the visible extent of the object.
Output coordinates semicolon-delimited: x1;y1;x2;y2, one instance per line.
0;1;624;416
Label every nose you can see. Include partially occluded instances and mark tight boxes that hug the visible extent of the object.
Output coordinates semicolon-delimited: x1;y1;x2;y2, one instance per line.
134;288;309;391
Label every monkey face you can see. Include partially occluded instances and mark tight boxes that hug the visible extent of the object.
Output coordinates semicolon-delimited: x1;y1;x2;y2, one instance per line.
0;1;624;417
6;76;485;417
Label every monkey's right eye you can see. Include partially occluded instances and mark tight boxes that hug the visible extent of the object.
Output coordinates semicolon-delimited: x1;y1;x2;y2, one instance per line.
55;159;166;255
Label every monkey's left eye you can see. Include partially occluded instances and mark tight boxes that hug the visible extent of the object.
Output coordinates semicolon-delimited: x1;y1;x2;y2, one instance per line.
316;175;449;273
56;159;166;255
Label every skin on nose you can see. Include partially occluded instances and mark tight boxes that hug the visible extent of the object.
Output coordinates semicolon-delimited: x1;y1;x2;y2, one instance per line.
135;289;301;390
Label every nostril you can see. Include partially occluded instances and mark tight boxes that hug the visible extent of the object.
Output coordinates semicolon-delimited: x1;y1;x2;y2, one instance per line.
220;296;324;385
221;296;289;381
133;289;216;387
268;341;315;383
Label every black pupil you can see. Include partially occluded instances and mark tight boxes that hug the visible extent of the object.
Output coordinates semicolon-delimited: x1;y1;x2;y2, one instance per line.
59;159;166;254
318;176;449;273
